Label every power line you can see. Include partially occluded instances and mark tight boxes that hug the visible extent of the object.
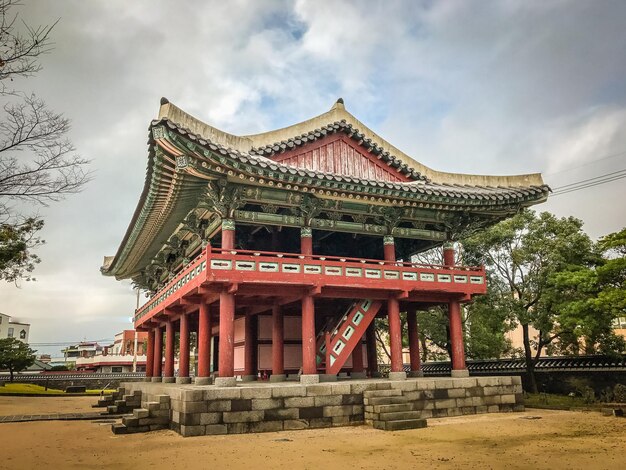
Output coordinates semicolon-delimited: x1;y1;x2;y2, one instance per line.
544;149;626;177
551;168;626;191
550;169;626;197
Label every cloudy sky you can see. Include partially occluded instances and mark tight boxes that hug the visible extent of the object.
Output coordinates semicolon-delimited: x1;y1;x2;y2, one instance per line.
2;0;625;355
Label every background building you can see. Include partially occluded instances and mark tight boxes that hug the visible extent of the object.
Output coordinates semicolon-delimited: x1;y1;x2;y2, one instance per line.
0;313;30;343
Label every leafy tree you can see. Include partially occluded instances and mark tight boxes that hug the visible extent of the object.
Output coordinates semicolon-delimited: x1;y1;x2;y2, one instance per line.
0;0;90;282
0;216;43;282
548;227;626;356
464;210;598;392
0;336;36;381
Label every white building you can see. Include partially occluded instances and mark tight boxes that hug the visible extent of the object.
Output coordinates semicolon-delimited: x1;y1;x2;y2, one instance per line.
0;313;30;343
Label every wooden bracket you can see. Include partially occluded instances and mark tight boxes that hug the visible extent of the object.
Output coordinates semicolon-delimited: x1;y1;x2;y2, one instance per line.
310;284;322;296
227;282;239;294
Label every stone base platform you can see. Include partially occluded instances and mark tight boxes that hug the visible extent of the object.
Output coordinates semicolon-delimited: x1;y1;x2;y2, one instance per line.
119;376;523;437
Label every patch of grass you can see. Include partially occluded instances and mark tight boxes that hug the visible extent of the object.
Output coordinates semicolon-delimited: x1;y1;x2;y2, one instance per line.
524;393;604;410
0;383;114;395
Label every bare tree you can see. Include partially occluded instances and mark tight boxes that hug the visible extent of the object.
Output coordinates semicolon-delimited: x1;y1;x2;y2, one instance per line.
0;1;90;282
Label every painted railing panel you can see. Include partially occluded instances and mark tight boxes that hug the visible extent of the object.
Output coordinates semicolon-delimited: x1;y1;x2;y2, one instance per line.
205;248;486;293
135;247;486;327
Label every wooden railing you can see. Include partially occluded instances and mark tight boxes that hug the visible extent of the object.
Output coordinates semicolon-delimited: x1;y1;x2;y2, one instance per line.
135;247;486;325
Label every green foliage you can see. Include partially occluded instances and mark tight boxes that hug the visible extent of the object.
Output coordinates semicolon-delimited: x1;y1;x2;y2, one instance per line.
463;210;609;392
465;277;519;359
0;217;44;282
0;337;36;381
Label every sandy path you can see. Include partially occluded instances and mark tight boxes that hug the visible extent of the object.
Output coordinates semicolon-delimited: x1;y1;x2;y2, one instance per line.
0;396;97;415
0;408;624;469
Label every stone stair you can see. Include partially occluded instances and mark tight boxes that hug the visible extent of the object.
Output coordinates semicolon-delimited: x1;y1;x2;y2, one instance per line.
364;389;427;431
112;395;171;435
100;388;142;415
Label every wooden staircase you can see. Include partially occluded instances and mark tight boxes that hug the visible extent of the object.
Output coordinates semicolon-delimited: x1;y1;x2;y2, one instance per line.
316;299;382;375
364;389;427;431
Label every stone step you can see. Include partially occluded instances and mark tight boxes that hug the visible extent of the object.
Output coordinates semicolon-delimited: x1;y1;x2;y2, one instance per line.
122;416;139;427
363;389;403;399
377;411;422;421
133;408;150;419
373;419;427;431
111;423;128;435
370;403;413;414
364;396;409;406
146;402;161;412
107;405;118;414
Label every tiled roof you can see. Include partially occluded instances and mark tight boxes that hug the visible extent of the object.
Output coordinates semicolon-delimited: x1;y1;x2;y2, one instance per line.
250;120;429;181
157;117;550;205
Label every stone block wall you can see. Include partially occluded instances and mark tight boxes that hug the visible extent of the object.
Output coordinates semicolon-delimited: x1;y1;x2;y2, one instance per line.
121;376;523;437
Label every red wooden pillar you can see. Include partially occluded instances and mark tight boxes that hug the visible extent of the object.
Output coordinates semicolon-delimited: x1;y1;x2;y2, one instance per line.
301;294;317;377
243;313;256;381
443;242;468;377
153;326;162;380
300;226;317;382
145;328;155;380
222;218;235;250
407;307;423;377
216;218;237;386
300;227;313;255
196;300;212;384
384;235;405;378
351;338;366;379
366;323;379;377
163;319;175;382
178;312;191;383
271;303;285;381
218;291;235;383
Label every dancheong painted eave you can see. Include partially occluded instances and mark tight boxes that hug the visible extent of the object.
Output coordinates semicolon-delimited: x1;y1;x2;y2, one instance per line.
101;98;549;280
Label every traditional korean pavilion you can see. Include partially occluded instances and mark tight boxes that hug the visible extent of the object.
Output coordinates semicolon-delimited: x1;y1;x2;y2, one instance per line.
102;98;548;387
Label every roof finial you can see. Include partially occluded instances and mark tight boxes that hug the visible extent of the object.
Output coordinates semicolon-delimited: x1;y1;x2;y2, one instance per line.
160;97;169;105
332;97;345;111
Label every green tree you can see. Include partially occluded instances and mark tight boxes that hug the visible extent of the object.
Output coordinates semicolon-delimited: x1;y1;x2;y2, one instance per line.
548;227;626;355
0;337;36;381
0;217;43;282
463;210;596;393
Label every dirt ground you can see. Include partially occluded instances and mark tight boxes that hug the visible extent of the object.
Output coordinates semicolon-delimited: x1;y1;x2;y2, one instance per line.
0;396;96;415
0;397;624;470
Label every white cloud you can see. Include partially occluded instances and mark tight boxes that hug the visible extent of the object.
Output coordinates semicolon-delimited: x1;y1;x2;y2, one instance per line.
2;0;625;350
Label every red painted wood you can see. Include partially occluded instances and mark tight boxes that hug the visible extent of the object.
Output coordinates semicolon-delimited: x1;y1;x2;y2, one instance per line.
443;245;455;266
271;134;411;182
352;340;364;373
383;240;396;262
449;300;466;370
197;301;211;378
388;297;403;373
301;295;316;375
179;313;190;378
134;246;487;329
407;308;421;373
272;304;284;375
218;291;235;377
153;326;162;377
164;320;175;377
300;235;313;256
222;225;235;250
366;323;378;375
323;300;382;375
243;313;255;376
145;329;155;378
